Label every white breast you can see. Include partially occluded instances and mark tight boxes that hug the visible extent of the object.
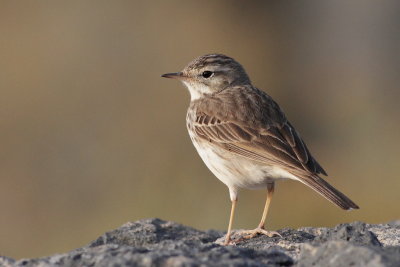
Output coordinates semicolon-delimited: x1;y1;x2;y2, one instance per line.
188;130;299;201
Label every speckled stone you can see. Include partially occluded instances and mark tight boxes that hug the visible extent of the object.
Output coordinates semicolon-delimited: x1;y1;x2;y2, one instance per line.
2;219;399;267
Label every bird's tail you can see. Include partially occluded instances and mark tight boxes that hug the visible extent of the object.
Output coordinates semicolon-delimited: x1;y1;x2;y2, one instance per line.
299;175;359;210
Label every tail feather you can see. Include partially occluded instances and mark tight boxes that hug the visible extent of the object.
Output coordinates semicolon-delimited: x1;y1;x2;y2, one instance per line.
299;175;359;210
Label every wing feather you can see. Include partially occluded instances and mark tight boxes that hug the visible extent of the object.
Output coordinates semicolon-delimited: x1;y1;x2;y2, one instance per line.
192;115;325;176
190;85;327;176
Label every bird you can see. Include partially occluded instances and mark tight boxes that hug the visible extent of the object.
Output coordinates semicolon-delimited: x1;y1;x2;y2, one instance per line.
161;54;359;245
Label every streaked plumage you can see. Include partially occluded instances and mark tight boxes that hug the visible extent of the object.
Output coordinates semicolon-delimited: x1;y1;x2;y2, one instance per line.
162;54;359;244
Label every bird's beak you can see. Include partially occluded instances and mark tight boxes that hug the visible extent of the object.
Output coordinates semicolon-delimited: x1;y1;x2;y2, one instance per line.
161;72;185;80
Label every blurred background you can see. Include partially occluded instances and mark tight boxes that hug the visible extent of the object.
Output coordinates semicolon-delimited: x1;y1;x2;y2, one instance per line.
1;0;399;259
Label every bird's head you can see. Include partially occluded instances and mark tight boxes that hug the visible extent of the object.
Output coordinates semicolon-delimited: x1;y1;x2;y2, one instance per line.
162;54;251;100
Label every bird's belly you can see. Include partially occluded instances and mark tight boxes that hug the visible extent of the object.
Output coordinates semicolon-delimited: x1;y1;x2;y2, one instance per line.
191;138;294;190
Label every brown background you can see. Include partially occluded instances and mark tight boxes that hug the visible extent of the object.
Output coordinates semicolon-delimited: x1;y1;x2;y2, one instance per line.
1;0;399;259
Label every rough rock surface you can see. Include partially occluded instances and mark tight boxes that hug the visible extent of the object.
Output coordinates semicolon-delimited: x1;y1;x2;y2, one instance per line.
1;219;399;266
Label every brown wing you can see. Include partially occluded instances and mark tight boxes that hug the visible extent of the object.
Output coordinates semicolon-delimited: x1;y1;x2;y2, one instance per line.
191;86;327;176
193;115;362;210
190;86;361;210
194;117;326;175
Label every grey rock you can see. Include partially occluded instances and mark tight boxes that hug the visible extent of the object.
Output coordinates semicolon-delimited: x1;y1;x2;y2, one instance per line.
2;218;399;266
312;221;382;246
298;241;400;267
0;256;15;267
215;227;315;260
368;222;400;247
87;218;221;248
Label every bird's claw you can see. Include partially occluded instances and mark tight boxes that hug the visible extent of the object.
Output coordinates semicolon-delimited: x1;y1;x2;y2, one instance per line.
232;228;281;243
215;228;281;246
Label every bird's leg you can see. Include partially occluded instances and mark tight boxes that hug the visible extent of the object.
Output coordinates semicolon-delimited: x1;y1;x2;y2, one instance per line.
238;183;281;240
223;199;237;245
258;183;274;229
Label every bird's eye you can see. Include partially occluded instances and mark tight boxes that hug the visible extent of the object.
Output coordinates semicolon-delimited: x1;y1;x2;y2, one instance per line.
202;71;213;78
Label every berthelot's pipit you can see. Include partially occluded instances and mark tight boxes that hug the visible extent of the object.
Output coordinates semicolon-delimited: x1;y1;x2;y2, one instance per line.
162;54;359;245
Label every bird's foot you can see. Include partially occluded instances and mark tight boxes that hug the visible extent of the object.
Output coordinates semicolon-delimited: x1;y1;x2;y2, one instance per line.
235;227;281;241
223;238;237;246
215;228;281;246
214;235;237;246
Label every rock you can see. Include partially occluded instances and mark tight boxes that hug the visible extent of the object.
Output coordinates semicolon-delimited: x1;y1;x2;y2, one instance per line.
368;221;400;247
87;218;221;248
312;221;382;246
2;218;399;266
298;241;400;267
215;227;315;260
0;256;15;266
